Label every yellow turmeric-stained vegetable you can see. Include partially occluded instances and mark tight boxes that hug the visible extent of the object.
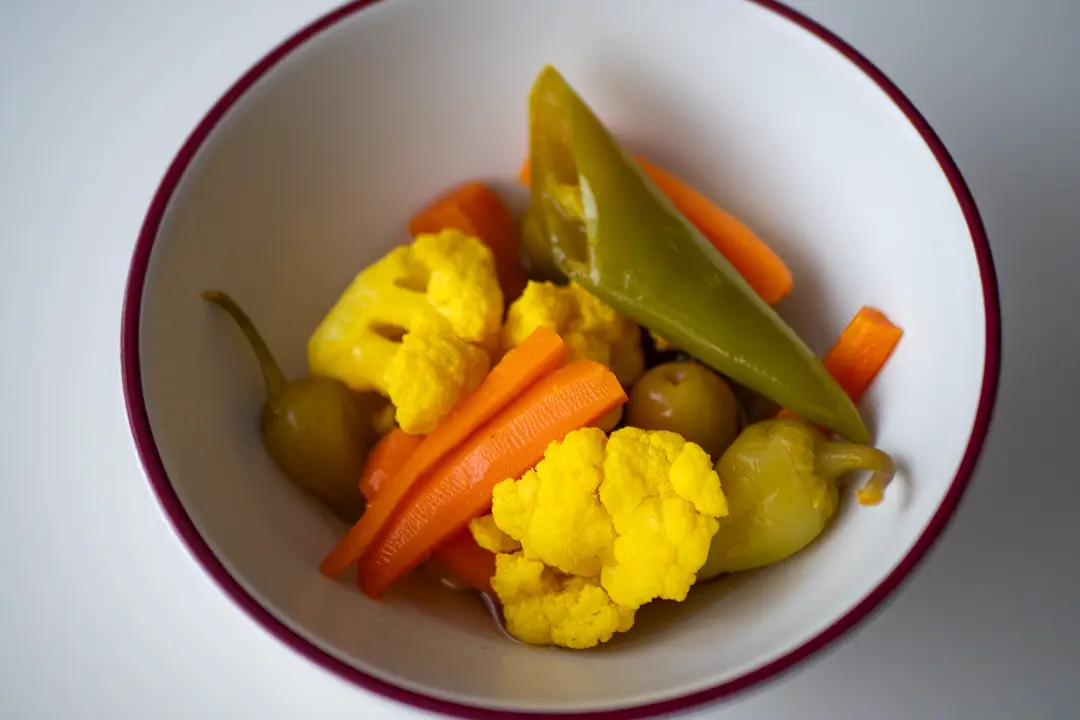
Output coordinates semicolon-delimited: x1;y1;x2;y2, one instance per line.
308;229;503;434
492;553;634;650
650;330;679;352
502;281;644;386
468;514;521;554
475;426;727;649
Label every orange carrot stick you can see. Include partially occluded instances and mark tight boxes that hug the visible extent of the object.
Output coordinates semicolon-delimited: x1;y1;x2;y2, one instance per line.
517;155;793;303
820;307;903;403
356;428;423;590
778;306;903;424
431;530;497;597
359;429;424;500
356;359;627;598
410;181;527;300
358;431;495;595
636;159;793;304
319;328;568;577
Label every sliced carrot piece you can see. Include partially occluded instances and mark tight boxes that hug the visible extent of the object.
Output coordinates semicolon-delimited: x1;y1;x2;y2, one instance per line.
431;530;498;597
778;306;903;424
357;431;495;595
359;429;424;500
636;159;793;304
356;359;627;598
410;181;527;300
356;428;423;590
319;328;568;577
517;155;793;303
518;157;532;186
820;307;903;403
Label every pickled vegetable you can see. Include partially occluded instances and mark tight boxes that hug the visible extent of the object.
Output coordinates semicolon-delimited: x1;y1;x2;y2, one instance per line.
699;418;894;579
523;65;869;443
625;362;740;458
203;291;374;522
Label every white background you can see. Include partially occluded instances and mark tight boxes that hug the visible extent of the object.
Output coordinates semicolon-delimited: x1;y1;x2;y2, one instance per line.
1;1;1076;718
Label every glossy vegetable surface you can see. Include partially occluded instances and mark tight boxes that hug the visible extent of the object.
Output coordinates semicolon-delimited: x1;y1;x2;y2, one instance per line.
524;65;869;444
519;155;793;304
626;361;740;458
778;306;903;424
698;419;894;579
353;359;627;597
203;291;374;522
817;306;903;404
432;530;499;597
319;328;568;577
358;431;499;598
359;428;423;501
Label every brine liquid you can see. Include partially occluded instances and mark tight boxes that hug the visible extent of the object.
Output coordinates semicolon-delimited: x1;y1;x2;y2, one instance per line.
419;559;519;643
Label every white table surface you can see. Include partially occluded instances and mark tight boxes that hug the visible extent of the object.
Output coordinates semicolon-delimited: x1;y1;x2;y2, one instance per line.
3;1;1077;718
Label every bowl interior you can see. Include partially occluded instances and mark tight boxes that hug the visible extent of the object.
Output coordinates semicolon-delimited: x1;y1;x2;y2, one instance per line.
134;0;989;713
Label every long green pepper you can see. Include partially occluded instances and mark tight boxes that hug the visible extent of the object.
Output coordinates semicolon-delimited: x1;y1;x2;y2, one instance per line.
524;66;869;444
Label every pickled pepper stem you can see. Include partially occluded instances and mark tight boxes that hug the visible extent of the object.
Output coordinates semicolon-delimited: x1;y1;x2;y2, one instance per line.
202;290;287;401
816;442;895;506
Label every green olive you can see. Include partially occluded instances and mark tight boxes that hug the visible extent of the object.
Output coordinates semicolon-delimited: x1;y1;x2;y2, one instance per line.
203;291;374;522
625;361;740;458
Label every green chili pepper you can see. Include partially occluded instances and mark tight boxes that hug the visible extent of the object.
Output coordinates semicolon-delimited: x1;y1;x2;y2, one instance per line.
698;419;894;579
524;66;868;443
203;291;374;523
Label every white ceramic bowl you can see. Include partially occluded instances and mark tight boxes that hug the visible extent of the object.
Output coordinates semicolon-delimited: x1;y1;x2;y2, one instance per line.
121;0;1000;716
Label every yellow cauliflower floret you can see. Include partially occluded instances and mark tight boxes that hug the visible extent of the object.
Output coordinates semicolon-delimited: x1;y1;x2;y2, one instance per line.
307;229;503;434
409;230;504;343
469;515;521;553
492;554;634;649
502;281;644;385
492;428;615;577
383;326;490;435
488;427;727;648
600;428;728;608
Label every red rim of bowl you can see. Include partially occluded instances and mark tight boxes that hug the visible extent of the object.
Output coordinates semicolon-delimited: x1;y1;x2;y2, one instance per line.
120;1;1001;717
